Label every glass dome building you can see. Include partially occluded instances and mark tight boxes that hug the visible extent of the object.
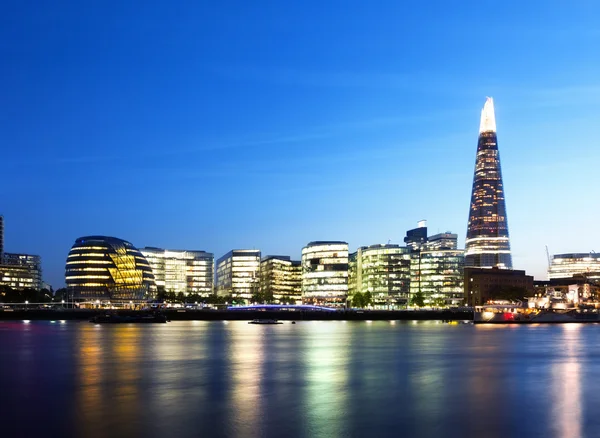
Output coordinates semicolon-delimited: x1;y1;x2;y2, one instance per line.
65;236;155;303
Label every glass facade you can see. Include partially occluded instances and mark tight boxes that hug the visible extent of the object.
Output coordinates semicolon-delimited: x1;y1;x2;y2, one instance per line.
410;249;465;306
260;256;302;304
424;233;457;250
141;248;214;296
215;250;261;302
465;98;513;269
2;253;42;290
0;215;4;262
349;244;411;308
548;253;600;280
65;236;155;302
404;221;428;251
301;241;348;307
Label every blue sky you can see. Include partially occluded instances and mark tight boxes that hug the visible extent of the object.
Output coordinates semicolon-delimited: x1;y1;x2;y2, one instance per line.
2;1;599;288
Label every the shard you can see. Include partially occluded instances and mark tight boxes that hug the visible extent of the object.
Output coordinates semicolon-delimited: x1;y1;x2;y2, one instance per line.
465;97;513;269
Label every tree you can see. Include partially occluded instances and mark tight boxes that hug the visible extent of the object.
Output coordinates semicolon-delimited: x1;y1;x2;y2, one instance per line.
411;292;425;307
363;291;373;307
351;292;365;308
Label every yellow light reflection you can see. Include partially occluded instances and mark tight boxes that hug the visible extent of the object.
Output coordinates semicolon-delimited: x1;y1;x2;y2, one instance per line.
551;326;581;438
228;322;264;437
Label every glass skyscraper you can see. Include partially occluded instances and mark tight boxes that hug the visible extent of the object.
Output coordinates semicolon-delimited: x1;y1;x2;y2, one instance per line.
465;97;513;269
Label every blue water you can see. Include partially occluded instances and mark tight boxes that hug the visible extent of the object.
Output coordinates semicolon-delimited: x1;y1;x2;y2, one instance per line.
0;320;597;438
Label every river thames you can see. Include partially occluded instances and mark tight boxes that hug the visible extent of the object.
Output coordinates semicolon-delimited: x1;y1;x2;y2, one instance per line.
1;320;597;438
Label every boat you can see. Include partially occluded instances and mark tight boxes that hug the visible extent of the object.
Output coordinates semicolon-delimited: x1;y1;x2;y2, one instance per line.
248;319;283;325
90;312;168;324
474;303;600;324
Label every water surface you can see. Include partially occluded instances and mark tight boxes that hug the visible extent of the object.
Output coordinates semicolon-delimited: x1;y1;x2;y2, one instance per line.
0;320;597;438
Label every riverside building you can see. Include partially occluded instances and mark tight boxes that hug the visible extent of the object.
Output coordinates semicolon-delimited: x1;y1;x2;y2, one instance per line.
301;241;348;307
349;244;412;308
65;236;155;303
548;253;600;280
215;250;261;303
410;249;465;307
465;97;513;269
141;247;214;296
260;256;302;304
0;216;43;290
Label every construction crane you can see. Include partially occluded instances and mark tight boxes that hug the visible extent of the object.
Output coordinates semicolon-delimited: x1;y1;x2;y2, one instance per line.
545;245;552;269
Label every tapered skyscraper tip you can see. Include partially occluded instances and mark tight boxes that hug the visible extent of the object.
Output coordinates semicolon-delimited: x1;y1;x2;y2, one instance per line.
479;97;496;133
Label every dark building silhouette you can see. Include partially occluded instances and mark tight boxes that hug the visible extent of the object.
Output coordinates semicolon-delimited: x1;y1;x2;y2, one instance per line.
465;98;513;269
464;267;533;306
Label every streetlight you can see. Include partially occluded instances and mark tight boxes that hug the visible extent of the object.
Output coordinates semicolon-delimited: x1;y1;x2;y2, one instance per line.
62;300;65;308
129;300;133;310
25;300;28;310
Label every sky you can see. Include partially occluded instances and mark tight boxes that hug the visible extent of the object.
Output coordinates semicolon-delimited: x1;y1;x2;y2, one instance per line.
2;1;600;288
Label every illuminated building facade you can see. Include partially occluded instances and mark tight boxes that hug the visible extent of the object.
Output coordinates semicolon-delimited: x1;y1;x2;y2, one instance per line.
301;241;348;307
1;253;42;290
259;256;302;304
465;97;513;269
0;215;3;261
464;267;534;306
141;247;213;296
424;233;457;250
215;249;261;302
410;249;465;306
65;236;155;302
349;244;411;308
548;253;600;280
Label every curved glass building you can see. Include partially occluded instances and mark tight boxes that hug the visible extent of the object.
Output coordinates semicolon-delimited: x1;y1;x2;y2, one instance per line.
465;98;513;269
301;241;348;307
65;236;155;302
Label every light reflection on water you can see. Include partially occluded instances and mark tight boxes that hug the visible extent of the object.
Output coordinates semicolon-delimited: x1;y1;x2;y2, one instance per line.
2;321;600;438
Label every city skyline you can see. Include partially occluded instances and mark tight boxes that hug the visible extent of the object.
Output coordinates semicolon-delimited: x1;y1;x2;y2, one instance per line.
2;1;600;288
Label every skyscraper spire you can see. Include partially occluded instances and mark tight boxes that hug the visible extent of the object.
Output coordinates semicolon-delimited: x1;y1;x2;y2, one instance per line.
466;97;512;269
479;97;496;133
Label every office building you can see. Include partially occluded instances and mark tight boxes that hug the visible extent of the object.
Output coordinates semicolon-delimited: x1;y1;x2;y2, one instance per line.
2;253;42;290
65;236;155;303
301;241;348;307
260;256;302;304
349;244;411;308
424;233;457;250
465;97;513;269
410;249;465;307
548;253;600;280
404;220;428;251
0;215;3;262
464;267;534;306
141;247;214;296
215;250;261;302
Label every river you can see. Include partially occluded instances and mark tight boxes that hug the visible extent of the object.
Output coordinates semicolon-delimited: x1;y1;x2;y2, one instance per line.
0;320;596;438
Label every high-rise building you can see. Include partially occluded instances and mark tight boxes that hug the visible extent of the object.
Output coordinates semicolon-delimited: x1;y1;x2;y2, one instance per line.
548;253;600;280
301;241;348;307
404;220;428;251
2;253;42;290
424;233;457;250
465;98;513;269
215;250;261;302
349;244;411;308
141;248;214;296
0;215;4;262
260;256;302;304
65;236;155;302
410;249;465;307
